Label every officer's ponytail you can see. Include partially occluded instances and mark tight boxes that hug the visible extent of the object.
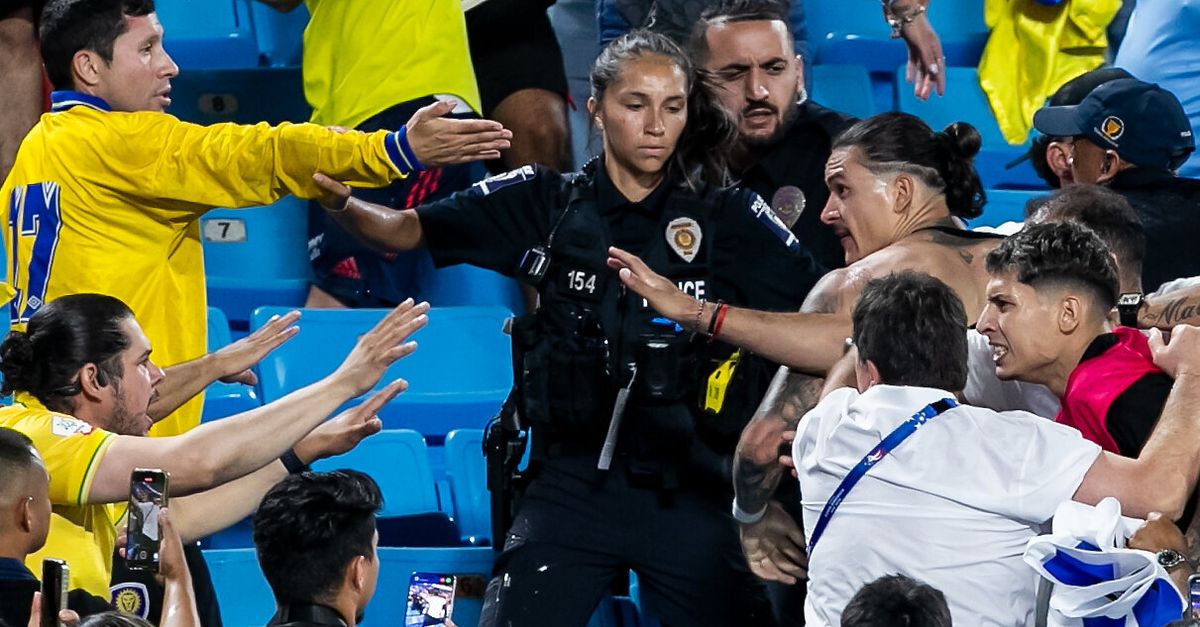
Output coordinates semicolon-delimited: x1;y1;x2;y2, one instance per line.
0;294;134;412
590;30;737;191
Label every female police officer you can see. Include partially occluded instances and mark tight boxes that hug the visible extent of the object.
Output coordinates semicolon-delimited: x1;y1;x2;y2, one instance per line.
311;30;823;627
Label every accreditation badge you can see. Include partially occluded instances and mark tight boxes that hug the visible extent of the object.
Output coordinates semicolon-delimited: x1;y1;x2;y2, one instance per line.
666;217;702;263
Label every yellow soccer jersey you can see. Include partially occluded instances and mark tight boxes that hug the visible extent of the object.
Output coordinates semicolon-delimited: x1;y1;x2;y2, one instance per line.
0;395;121;597
303;0;482;128
2;91;415;438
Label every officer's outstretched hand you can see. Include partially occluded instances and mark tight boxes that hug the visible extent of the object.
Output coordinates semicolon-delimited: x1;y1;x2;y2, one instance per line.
607;246;698;327
331;298;430;397
740;500;809;584
406;101;513;167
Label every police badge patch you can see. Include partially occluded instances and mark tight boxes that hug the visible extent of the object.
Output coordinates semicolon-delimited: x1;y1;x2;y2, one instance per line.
111;581;151;619
666;217;702;262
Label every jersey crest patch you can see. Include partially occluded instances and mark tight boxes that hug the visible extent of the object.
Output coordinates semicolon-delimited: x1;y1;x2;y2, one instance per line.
51;416;93;437
470;165;536;196
111;582;150;619
666;217;702;263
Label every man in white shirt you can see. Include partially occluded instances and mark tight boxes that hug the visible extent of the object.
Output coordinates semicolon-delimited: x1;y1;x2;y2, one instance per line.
757;271;1200;626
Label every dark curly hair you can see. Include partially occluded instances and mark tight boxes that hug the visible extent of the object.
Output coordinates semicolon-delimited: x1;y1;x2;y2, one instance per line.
834;112;987;219
253;470;383;606
986;221;1120;310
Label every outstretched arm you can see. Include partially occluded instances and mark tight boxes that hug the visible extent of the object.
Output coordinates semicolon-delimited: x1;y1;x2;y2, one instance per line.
169;381;398;541
88;301;429;502
313;173;425;252
607;246;853;374
148;311;300;421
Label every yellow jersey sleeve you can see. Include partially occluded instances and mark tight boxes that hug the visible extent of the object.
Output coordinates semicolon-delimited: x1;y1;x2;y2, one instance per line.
0;400;116;505
74;109;416;213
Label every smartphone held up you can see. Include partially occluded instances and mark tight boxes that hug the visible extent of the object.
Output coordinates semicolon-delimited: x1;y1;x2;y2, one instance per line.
126;468;169;571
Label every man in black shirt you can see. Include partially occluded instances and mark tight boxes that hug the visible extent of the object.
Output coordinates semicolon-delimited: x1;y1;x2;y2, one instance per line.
691;1;857;271
0;428;109;627
1032;78;1199;292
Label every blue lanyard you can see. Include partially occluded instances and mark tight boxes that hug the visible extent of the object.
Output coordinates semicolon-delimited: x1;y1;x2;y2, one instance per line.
807;397;958;553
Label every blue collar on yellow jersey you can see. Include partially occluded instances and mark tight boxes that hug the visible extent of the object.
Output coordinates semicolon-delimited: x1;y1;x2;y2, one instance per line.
50;91;112;113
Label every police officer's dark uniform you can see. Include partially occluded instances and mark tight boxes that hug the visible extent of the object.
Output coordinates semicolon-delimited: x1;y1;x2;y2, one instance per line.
733;99;857;272
417;158;823;626
266;603;348;627
1107;167;1200;292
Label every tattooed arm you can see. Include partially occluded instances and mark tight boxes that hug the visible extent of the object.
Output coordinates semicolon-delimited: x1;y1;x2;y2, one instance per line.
732;270;859;515
1141;280;1200;329
734;367;826;515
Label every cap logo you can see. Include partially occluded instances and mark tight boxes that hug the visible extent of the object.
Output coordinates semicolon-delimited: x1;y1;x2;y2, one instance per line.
1100;116;1124;142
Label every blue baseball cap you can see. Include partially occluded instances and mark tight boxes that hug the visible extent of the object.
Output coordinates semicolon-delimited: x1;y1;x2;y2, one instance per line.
1032;78;1195;172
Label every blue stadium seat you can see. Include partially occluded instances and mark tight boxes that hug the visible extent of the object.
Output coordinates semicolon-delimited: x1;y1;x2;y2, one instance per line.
895;66;1047;190
168;66;310;126
250;306;513;439
202;307;260;422
444;429;489;544
817;35;988;114
205;546;496;627
973;189;1045;229
249;1;308;67
418;262;527;319
811;65;876;119
809;0;987;113
312;429;439;518
155;0;259;69
205;548;275;626
807;0;986;46
203;197;312;328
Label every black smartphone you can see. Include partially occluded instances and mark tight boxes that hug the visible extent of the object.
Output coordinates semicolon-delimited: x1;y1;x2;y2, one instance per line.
126;468;169;571
404;572;456;627
1188;572;1200;619
40;558;67;627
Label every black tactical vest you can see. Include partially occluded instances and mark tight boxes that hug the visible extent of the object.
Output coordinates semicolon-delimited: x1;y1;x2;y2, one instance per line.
511;168;721;443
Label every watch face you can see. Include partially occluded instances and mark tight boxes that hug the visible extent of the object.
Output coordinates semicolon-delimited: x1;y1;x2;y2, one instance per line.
1159;550;1184;568
1118;293;1143;308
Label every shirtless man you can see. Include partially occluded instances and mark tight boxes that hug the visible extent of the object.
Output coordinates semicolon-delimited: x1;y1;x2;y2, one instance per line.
607;111;1000;582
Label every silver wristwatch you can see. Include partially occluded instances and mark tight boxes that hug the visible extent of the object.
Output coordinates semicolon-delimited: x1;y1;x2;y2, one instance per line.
1157;548;1190;571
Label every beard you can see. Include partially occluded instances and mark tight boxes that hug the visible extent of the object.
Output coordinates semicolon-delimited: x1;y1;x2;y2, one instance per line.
738;98;802;151
106;384;150;436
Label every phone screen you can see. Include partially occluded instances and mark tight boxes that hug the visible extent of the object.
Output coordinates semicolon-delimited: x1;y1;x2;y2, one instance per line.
1189;573;1200;619
40;558;67;627
126;469;168;571
405;572;456;626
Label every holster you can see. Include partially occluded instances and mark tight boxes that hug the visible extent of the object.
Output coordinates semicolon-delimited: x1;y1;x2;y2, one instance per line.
484;393;527;550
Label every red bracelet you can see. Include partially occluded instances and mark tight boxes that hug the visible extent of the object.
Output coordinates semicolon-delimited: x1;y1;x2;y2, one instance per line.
709;303;729;342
